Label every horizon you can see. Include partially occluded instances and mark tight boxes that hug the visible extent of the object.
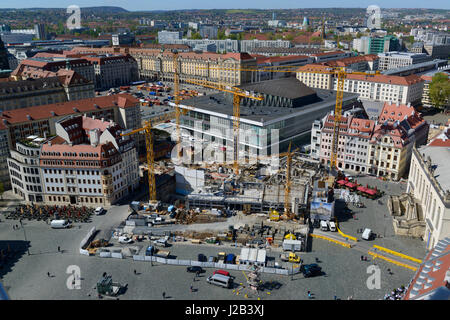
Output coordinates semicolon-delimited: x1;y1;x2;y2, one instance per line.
0;0;448;11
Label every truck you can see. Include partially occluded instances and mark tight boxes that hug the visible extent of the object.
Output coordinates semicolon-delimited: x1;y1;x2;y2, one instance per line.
154;236;169;247
217;252;226;264
154;249;170;258
50;219;71;229
280;252;301;263
282;239;302;252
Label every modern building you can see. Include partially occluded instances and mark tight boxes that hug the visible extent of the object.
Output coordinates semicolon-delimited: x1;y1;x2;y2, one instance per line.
309;51;353;63
173;77;360;159
171;39;240;53
34;24;47;41
353;36;400;54
378;52;433;71
247;47;321;57
407;126;450;249
0;71;94;111
198;25;218;39
240;39;291;53
382;59;448;77
112;33;135;46
423;44;450;60
158;31;183;44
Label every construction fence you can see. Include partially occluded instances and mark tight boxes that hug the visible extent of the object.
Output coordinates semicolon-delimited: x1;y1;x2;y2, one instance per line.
132;255;299;275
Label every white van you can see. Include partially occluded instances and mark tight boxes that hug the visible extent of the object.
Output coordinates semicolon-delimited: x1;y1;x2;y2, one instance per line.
94;207;105;215
320;220;329;231
206;274;233;288
362;228;372;240
328;221;336;232
50;219;71;229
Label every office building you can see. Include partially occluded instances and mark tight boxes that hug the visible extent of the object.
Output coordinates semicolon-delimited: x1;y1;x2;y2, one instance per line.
112;33;135;46
378;52;432;71
353;36;400;54
158;31;183;44
199;25;218;39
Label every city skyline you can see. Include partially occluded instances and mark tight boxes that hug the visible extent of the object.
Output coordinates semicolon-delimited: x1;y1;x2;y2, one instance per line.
0;0;449;10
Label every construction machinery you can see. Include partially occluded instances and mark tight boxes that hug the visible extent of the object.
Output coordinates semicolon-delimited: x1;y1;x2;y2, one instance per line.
269;209;280;222
280;252;301;263
121;120;157;203
183;78;264;175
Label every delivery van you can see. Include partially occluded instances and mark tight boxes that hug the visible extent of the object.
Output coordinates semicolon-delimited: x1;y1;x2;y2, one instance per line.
328;221;336;232
362;228;373;240
206;274;233;288
320;220;329;231
50;219;71;229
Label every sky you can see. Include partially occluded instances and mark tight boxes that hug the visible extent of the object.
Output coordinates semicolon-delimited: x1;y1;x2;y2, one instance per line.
0;0;448;10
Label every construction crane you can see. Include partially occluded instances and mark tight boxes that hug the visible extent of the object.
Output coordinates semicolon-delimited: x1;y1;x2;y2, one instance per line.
169;57;378;171
172;50;182;158
121;120;156;203
284;142;292;216
183;78;264;175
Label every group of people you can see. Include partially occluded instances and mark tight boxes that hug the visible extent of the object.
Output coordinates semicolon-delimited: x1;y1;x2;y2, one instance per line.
383;286;406;300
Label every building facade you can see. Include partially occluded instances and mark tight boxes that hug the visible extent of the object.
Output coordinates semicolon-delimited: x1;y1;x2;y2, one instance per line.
158;31;183;44
407;127;450;250
378;52;432;71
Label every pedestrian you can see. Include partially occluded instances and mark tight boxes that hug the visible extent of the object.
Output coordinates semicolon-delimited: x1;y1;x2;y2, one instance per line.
162;292;166;299
307;290;311;299
12;225;15;230
57;246;60;252
360;255;363;261
190;285;193;293
134;269;137;275
47;272;50;277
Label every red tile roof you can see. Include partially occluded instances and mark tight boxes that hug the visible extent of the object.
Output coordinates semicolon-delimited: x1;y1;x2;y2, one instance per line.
345;74;424;86
0;94;138;125
428;127;450;147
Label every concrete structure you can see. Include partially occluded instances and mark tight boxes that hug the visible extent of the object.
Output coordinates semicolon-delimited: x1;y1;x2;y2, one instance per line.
407;127;450;250
378;52;432;71
382;59;448;77
171;39;239;53
423;44;450;60
240;40;291;53
387;193;425;238
158;31;183;44
252;55;312;81
247;47;321;57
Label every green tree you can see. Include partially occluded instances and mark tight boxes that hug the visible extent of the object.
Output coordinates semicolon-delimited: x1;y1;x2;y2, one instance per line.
429;73;450;110
190;32;202;40
217;30;226;40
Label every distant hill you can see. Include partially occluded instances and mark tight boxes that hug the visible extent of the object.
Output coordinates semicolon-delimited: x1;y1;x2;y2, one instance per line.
0;6;128;14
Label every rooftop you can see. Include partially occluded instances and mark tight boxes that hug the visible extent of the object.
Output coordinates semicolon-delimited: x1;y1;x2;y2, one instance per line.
418;145;450;192
237;77;318;100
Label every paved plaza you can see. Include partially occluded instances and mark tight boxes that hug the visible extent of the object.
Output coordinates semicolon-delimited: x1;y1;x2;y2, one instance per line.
0;178;427;300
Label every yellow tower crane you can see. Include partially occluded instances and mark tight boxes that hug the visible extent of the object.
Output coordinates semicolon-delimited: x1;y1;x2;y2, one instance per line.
182;78;264;175
121;120;156;203
284;141;292;216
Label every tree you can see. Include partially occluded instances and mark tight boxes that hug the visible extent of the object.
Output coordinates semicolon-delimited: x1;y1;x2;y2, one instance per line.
429;73;450;110
190;32;202;40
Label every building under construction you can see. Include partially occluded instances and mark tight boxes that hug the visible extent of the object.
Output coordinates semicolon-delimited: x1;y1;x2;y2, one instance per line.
177;154;323;218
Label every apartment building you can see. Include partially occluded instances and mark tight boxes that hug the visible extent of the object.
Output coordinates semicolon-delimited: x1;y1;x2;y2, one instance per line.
407;126;450;250
0;94;141;151
247;47;321;57
378;52;432;71
313;102;429;180
7;136;44;202
297;64;425;106
252;55;312;81
83;54;139;90
0;70;95;111
309;51;353;63
12;57;96;85
240;39;291;53
8;115;139;206
322;54;379;71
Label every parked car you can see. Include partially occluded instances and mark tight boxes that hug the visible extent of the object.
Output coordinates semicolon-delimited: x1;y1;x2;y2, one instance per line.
301;264;322;278
94;207;105;215
118;236;133;244
187;266;205;273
